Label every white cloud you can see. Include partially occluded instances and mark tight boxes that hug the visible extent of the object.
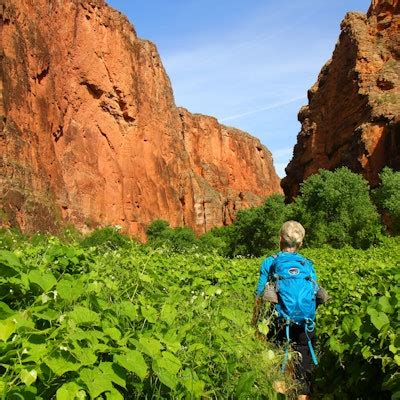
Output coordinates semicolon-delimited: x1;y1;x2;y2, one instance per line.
219;95;306;122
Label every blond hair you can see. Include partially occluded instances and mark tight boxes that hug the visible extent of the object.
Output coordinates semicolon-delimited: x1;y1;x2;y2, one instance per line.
280;221;305;249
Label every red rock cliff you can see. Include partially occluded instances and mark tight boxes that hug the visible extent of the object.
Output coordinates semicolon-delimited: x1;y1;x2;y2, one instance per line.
282;0;400;200
0;0;281;237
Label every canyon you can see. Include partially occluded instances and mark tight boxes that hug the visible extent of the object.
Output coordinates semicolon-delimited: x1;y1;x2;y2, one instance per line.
0;0;281;237
282;0;400;200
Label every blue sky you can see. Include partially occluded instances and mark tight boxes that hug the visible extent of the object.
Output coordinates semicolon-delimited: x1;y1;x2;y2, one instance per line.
107;0;370;177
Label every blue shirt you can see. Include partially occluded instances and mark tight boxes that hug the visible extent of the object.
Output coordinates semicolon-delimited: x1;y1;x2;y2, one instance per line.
255;252;317;297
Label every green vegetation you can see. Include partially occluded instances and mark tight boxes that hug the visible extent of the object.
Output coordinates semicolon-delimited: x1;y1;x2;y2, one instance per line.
292;167;381;248
80;226;132;251
149;168;399;256
0;232;284;400
226;194;291;257
373;167;400;235
303;241;400;399
146;221;197;253
1;167;399;398
0;230;399;399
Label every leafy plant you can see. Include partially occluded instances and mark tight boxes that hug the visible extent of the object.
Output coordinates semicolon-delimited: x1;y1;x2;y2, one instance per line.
80;226;132;251
373;167;400;235
228;194;291;257
293;167;382;248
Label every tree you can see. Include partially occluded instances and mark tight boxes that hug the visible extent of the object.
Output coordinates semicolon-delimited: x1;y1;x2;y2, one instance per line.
292;167;382;248
146;219;172;241
146;220;197;252
228;194;291;257
373;167;400;235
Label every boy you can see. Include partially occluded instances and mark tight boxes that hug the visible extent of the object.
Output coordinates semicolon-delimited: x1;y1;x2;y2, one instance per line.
252;221;320;400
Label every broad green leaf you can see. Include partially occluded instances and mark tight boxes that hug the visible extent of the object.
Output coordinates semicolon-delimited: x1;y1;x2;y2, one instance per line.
154;351;182;375
79;367;114;399
181;369;205;398
139;273;153;283
45;351;81;375
56;381;86;400
57;278;85;302
378;296;393;314
20;369;37;386
152;362;178;390
0;318;16;341
0;250;21;268
117;301;137;321
5;385;37;399
21;342;47;363
34;308;59;321
71;346;97;366
221;307;246;326
160;304;177;325
105;388;124;400
342;316;353;335
389;344;398;354
68;306;100;326
329;337;347;355
0;302;14;319
141;305;157;323
104;327;121;341
257;320;269;336
28;270;57;292
138;336;162;358
99;362;126;388
342;315;361;335
114;350;147;380
367;308;390;330
0;250;21;277
161;332;181;353
68;328;104;345
10;311;35;331
361;345;372;359
392;391;400;400
235;371;256;397
187;343;206;353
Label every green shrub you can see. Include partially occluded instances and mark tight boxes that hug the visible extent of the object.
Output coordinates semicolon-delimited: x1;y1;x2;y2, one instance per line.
169;226;197;252
293;167;382;248
146;219;172;241
146;220;197;253
0;228;27;250
198;226;233;256
373;167;400;235
80;226;132;251
228;194;291;257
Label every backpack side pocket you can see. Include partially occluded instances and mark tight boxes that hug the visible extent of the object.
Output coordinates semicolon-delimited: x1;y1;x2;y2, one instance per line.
263;281;278;303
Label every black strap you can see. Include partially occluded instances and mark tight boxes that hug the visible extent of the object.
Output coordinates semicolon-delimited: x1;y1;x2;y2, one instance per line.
268;254;277;282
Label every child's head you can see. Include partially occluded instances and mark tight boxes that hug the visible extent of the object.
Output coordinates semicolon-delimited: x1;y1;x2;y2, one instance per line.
279;220;305;251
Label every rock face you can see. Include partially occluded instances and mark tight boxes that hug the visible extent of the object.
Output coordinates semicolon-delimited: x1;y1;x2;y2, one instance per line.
0;0;281;237
282;0;400;200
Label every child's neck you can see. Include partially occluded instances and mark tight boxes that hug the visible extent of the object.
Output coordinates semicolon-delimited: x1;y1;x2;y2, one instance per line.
281;247;298;253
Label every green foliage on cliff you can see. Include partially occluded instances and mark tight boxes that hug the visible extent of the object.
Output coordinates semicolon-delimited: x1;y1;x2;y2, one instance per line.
292;167;382;249
145;167;399;257
373;167;400;235
226;194;291;257
146;220;197;252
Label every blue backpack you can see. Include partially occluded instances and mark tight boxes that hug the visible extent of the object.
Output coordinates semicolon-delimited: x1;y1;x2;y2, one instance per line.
269;252;319;369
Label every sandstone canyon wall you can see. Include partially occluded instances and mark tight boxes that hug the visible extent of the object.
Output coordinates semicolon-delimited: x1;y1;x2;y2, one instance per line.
282;0;400;200
0;0;281;237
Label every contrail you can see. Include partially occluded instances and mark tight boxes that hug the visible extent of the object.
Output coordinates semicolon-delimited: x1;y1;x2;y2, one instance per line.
220;95;306;122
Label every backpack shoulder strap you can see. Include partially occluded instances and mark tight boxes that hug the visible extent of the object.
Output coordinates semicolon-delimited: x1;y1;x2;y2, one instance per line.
268;253;278;281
